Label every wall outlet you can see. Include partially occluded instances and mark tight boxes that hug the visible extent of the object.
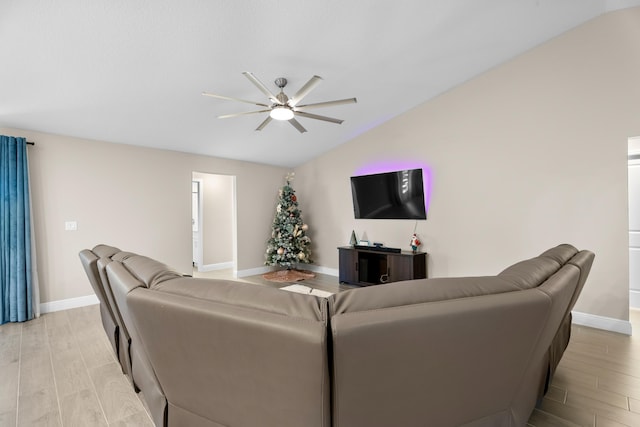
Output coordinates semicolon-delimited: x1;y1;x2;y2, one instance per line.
64;221;77;231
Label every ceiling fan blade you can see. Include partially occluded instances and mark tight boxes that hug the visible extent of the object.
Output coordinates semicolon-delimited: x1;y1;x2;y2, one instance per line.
295;97;357;110
202;92;270;107
242;72;281;104
288;118;307;133
289;75;323;107
256;116;273;131
294;111;344;124
218;109;271;119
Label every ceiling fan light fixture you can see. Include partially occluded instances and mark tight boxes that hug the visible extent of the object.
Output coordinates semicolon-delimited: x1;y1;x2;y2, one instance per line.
270;106;294;121
203;72;357;133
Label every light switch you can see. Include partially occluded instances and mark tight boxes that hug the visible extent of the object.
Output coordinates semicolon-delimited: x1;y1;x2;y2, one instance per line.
65;221;77;231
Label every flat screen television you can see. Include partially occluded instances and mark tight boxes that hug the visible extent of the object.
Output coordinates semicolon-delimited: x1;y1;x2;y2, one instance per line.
351;168;427;219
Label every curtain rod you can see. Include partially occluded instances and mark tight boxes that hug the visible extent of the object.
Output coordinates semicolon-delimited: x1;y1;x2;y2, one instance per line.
27;141;35;146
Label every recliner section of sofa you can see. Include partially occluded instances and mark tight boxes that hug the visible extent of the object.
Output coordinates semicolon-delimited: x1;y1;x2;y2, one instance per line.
80;244;594;427
128;278;331;427
96;256;134;381
326;247;592;427
81;247;176;427
104;254;183;427
78;245;121;364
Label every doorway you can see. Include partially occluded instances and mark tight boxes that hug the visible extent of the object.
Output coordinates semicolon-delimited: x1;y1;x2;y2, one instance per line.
629;137;640;308
192;172;237;276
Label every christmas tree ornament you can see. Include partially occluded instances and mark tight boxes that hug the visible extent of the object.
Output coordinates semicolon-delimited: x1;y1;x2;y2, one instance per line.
277;247;284;255
302;224;309;231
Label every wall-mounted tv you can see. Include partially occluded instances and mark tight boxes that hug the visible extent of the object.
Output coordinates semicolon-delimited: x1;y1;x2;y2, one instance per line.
350;168;427;219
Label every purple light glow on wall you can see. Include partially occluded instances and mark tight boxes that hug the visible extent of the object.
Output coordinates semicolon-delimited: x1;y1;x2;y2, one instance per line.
354;161;433;214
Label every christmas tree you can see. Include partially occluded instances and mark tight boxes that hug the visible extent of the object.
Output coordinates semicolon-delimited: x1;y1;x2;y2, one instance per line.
265;173;312;268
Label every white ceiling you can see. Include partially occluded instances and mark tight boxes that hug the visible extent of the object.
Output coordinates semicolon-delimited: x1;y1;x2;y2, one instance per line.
2;0;639;167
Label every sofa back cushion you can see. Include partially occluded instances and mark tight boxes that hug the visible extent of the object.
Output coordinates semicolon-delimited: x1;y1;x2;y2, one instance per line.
79;249;113;311
330;289;551;426
79;245;120;307
496;244;578;290
91;244;121;259
121;255;183;288
128;283;330;427
567;250;595;312
111;251;137;262
331;276;520;315
497;257;561;289
78;248;120;356
329;264;581;427
105;260;167;427
539;244;578;265
96;257;133;380
155;277;327;322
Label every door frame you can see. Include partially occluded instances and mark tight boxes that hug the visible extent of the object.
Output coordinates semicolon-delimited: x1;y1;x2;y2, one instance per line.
192;179;204;269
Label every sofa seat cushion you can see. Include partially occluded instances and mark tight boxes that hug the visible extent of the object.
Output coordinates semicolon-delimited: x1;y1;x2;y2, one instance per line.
153;278;327;322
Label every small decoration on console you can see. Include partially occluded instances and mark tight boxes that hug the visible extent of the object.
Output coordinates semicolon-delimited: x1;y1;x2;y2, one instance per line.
349;230;358;246
410;233;421;253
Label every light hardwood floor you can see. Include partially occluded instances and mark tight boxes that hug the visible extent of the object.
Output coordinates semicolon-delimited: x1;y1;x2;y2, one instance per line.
0;304;153;427
1;271;639;426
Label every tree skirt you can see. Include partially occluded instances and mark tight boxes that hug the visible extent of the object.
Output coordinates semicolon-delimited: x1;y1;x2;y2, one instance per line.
262;269;316;283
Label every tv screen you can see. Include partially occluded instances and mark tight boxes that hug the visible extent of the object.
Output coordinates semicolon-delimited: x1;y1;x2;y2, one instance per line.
351;169;427;219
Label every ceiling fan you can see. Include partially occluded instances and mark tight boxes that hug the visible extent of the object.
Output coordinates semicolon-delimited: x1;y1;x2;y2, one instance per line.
202;72;357;133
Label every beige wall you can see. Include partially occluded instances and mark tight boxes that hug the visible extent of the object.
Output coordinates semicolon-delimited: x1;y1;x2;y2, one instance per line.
0;127;287;303
295;8;640;322
194;172;235;266
5;8;639;322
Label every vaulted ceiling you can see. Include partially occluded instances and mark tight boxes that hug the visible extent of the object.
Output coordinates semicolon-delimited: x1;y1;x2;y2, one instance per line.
2;0;639;167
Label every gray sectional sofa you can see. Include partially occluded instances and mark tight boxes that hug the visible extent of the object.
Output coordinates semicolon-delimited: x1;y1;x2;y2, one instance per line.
80;243;594;427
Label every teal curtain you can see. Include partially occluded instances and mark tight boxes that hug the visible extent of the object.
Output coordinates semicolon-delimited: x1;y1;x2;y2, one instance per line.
0;135;33;324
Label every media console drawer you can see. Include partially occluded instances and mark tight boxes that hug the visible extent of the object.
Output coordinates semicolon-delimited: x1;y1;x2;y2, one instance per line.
337;246;427;286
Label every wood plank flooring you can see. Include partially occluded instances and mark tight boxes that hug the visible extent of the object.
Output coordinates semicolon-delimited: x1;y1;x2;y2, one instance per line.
529;308;640;426
0;305;153;427
1;270;638;426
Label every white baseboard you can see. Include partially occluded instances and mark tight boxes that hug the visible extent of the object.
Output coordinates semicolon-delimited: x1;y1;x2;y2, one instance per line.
572;310;632;336
297;264;339;277
236;266;272;278
40;294;99;314
630;290;640;309
197;261;234;272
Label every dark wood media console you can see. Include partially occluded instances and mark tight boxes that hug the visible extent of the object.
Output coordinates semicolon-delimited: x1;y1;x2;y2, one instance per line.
338;246;427;286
